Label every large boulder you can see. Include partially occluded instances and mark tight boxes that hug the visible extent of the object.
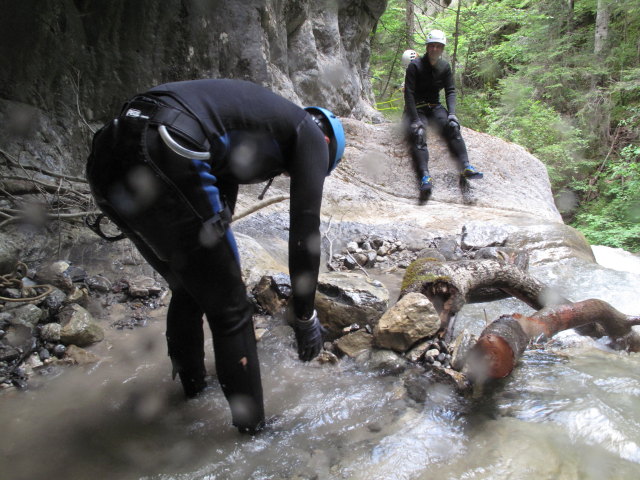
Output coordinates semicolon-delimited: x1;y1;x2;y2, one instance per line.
315;271;389;335
235;117;594;271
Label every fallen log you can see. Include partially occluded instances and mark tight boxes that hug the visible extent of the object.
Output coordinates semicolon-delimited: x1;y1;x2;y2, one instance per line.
464;299;640;382
400;258;571;335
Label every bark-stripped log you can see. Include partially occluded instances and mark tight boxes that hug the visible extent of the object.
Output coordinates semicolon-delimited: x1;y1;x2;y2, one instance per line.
465;315;529;380
465;299;640;382
518;299;640;339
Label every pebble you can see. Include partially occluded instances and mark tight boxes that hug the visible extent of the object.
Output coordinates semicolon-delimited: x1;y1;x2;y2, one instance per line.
53;344;66;358
38;348;51;361
426;348;440;358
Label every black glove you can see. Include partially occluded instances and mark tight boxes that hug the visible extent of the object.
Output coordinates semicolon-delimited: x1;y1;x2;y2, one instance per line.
293;310;324;362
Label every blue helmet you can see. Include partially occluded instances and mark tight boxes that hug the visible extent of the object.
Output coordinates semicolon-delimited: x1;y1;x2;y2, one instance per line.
304;106;345;174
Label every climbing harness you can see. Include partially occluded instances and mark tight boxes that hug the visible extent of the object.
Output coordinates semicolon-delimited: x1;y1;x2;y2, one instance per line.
158;125;210;160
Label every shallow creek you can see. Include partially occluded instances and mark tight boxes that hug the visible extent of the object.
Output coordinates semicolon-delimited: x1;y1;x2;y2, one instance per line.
1;249;639;480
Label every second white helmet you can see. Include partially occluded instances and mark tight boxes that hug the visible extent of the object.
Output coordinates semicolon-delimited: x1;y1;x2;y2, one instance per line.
401;49;419;67
426;29;447;45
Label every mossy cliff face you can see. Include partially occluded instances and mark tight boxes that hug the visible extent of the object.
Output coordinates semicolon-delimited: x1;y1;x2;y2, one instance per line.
0;0;386;121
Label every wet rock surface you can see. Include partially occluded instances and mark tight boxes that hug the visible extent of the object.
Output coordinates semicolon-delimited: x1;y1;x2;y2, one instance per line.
0;259;168;392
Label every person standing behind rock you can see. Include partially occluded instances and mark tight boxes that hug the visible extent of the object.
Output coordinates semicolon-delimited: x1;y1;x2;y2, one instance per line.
86;79;345;434
404;29;483;193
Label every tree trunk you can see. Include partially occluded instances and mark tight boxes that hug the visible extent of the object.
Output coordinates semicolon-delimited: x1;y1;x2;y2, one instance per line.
594;0;610;55
451;0;462;78
405;0;415;49
400;258;571;334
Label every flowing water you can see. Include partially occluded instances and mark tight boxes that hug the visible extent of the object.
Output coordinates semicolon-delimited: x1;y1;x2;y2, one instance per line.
1;247;640;480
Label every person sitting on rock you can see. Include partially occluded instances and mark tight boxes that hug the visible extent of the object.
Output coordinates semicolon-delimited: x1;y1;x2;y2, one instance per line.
404;29;483;192
86;78;345;434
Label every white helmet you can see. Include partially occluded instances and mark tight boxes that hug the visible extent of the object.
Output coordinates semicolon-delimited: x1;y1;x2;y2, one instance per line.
426;29;447;45
401;49;419;68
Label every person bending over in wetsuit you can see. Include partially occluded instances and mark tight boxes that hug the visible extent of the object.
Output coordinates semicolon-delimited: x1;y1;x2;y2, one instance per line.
86;78;345;434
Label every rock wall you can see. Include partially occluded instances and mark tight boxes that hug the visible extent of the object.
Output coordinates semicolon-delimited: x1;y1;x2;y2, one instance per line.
0;0;386;122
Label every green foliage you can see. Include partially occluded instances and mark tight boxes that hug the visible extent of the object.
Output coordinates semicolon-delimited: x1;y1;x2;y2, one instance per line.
572;144;640;251
485;76;589;189
370;0;413;110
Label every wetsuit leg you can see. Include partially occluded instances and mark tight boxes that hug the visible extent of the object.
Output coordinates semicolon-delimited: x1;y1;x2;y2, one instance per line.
211;314;264;433
163;237;264;432
406;112;430;180
166;287;207;397
431;106;469;168
86;200;209;398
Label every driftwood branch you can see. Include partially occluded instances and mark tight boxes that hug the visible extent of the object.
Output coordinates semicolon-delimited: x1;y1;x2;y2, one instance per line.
0;148;96;230
465;299;640;383
401;254;640;391
322;215;338;271
232;195;289;223
401;257;571;336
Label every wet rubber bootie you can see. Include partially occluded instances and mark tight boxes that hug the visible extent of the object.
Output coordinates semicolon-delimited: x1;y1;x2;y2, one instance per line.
179;372;207;398
237;414;283;435
420;175;433;191
462;165;483;179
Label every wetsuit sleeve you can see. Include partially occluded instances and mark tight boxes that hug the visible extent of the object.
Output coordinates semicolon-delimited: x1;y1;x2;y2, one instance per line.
442;64;456;115
404;63;421;124
287;118;328;319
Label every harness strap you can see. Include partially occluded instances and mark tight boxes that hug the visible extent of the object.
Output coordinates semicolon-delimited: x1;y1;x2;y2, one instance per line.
120;96;209;151
204;204;233;238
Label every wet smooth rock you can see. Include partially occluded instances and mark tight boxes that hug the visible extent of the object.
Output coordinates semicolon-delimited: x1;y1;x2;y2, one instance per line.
406;339;432;362
58;304;104;347
40;322;61;342
127;275;163;298
315;272;389;335
6;304;43;330
373;292;440;352
63;345;101;365
366;349;407;374
33;260;73;292
41;287;67;312
253;274;291;315
461;221;513;249
334;330;374;358
85;275;112;293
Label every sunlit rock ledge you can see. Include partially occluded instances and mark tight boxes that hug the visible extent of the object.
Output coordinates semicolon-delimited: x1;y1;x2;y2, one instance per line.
234;117;595;270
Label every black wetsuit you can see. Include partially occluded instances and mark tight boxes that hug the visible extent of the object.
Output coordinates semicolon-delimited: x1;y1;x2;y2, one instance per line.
404;55;469;178
86;79;329;432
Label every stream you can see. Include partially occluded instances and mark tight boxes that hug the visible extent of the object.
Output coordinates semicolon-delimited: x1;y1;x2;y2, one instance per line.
1;246;639;480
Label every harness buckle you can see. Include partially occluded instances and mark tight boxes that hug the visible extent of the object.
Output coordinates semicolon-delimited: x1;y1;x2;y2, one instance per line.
125;108;150;119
